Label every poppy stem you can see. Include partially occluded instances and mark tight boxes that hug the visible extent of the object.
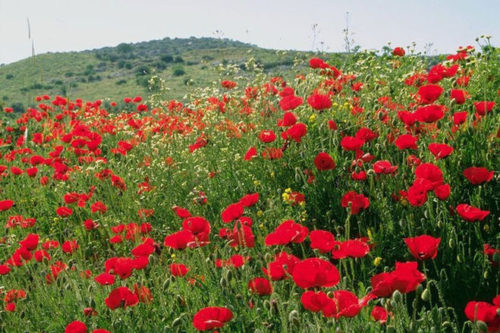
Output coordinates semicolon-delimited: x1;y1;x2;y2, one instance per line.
345;213;351;239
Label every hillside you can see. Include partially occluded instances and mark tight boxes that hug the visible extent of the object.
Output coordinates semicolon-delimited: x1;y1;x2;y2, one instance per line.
0;37;318;110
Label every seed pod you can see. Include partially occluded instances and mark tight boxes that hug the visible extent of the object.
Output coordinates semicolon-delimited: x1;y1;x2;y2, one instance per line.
288;310;300;327
448;237;455;248
392;290;402;303
421;288;430;302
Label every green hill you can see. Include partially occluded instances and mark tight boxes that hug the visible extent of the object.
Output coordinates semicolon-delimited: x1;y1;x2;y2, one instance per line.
0;37;318;110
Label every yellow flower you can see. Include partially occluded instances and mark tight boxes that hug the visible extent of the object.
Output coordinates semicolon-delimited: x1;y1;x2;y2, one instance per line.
253;180;260;186
373;257;382;267
308;114;317;123
171;254;176;259
257;210;263;217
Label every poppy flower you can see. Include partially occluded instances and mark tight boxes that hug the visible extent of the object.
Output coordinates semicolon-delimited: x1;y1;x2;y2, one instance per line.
355;128;377;142
309;230;336;253
105;286;139;310
404;235;441;260
221;80;237;89
94;273;115;286
0;200;14;211
392;47;405;56
417;85;443;104
182;216;211;242
341;191;369;215
371;306;388;324
243;146;257;161
309;57;328;68
331;239;370;259
464;300;500;332
463;167;494;185
277;111;297;126
239;193;259;207
341;136;364;151
65;321;87;333
433;183;451;200
394;134;418;150
473;101;495;116
292;258;340;289
265;220;308;246
258;130;276;143
307;93;332;111
428;143;453;159
262;251;300;280
282;123;307;143
248;277;272;295
371;262;425;297
134;284;153;303
456;204;490;222
62;240;79;254
0;265;11;275
301;290;332;313
373;160;398;174
450;89;469;104
164;230;196;250
453;111;468;125
221;203;244;223
19;233;39;251
56;206;73;217
192;306;233;331
279;95;303;111
314;152;336;171
415;163;444;189
414;104;445;123
170;263;189;277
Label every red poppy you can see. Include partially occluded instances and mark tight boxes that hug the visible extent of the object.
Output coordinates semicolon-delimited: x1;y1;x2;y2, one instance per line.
277;111;297;126
414;104;445;123
239;193;259;207
341;191;369;215
221;80;237;89
371;306;388;324
450;89;469;104
392;47;405;56
248;277;272;295
182;216;211;242
433;183;451;200
417;85;443;104
456;204;490;222
463;167;494;185
65;321;87;333
394;134;418;150
314;152;336;171
331;239;370;259
105;286;139;310
473;101;495;116
309;57;328;68
244;146;257;161
415;163;444;189
19;233;39;251
371;261;425;297
307;93;331;111
62;240;79;254
464;300;500;332
94;273;115;286
292;258;340;289
258;130;276;143
279;95;303;111
373;160;398;174
57;206;73;217
170;263;189;277
265;220;308;246
164;230;196;250
341;136;364;151
404;235;441;260
221;202;244;223
192;306;233;331
428;143;453;159
301;290;332;313
0;200;14;211
262;251;300;280
282;123;307;143
309;230;336;253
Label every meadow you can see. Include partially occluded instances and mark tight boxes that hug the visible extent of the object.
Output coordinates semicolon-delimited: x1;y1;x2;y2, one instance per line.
0;41;498;332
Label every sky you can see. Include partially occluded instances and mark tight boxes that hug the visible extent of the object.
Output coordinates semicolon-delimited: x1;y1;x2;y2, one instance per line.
0;0;499;65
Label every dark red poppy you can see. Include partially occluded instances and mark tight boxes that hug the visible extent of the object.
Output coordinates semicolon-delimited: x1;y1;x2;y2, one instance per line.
192;306;233;331
392;47;405;56
314;152;336;171
463;167;494;185
292;258;340;289
404;235;441;260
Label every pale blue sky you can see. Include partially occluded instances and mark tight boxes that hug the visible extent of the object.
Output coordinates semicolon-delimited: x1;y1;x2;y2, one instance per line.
0;0;499;64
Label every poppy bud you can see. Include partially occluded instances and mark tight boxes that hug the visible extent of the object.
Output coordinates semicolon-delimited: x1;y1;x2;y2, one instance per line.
421;288;430;302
